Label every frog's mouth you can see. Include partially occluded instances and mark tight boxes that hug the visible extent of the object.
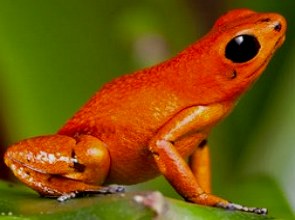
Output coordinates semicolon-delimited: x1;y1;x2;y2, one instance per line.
274;34;286;51
262;34;285;65
246;34;285;79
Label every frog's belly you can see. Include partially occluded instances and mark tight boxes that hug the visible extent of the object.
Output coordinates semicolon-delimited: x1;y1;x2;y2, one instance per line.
105;142;159;185
104;132;207;185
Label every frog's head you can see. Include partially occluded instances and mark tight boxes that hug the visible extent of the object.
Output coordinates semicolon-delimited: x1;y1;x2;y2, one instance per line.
179;9;287;104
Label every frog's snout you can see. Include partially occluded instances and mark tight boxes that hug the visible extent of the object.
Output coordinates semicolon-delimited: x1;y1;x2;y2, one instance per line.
259;13;287;34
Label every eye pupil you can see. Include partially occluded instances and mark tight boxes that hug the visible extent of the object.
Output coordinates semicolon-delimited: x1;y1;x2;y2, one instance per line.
225;35;260;63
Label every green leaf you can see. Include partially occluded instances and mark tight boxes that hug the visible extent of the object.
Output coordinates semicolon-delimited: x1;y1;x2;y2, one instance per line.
0;180;281;220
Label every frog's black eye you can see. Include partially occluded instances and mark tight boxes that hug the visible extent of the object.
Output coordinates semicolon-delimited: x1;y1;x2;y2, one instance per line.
225;34;261;63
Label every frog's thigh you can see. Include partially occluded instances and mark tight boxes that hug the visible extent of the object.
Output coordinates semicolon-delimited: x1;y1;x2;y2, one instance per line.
64;134;110;185
5;134;110;196
189;140;211;193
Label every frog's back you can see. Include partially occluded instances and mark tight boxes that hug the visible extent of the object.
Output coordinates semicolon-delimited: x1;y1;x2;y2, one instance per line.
58;65;193;184
59;62;186;137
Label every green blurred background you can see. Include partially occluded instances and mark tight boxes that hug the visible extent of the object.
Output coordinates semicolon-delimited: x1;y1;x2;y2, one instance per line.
0;0;294;218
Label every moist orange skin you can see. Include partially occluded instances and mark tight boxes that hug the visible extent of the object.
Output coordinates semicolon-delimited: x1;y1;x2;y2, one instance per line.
5;9;286;209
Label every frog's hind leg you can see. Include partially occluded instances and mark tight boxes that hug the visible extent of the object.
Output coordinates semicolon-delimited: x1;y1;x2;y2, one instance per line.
189;140;267;215
4;134;124;200
189;139;211;193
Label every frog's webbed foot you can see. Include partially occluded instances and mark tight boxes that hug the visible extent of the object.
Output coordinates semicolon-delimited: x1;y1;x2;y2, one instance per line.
216;202;268;215
57;185;125;202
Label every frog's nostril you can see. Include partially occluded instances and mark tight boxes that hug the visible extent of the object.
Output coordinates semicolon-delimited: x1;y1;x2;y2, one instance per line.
274;22;282;32
259;18;271;22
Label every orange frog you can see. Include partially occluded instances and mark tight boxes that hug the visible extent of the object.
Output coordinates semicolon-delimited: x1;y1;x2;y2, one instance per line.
4;9;286;214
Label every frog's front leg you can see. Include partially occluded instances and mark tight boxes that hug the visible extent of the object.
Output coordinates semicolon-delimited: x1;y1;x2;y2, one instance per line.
4;134;123;200
149;104;267;214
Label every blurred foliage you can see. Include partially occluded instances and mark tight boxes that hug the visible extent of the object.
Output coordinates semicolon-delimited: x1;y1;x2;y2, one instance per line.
0;0;294;219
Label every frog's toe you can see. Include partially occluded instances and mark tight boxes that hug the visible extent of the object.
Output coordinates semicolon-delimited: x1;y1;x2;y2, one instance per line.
85;185;125;194
57;185;125;202
216;202;268;215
